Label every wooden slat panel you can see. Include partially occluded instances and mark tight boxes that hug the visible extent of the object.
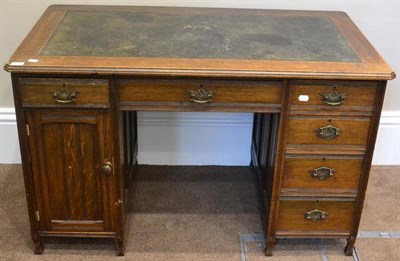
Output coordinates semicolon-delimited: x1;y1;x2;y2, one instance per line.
41;123;68;221
63;124;84;220
79;124;103;221
31;111;110;233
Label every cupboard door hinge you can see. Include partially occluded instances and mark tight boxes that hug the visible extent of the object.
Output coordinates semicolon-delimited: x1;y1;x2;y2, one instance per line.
26;124;30;136
35;210;40;221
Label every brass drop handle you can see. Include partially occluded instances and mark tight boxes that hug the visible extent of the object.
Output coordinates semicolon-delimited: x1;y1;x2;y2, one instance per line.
315;124;341;140
320;90;346;106
304;209;328;222
310;166;335;180
188;85;213;104
102;161;112;175
51;84;79;103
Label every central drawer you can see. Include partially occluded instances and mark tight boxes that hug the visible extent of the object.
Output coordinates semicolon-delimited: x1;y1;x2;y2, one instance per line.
119;78;283;112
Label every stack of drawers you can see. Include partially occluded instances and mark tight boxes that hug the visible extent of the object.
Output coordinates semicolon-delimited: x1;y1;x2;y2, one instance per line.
276;80;378;238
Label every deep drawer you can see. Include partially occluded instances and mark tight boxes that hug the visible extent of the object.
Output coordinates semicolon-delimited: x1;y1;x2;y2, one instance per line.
276;199;355;235
286;117;370;146
290;81;377;109
119;78;283;111
282;157;363;190
19;78;110;108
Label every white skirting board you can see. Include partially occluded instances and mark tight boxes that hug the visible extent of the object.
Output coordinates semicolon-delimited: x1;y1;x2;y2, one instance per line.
1;109;399;165
372;111;400;165
0;108;21;164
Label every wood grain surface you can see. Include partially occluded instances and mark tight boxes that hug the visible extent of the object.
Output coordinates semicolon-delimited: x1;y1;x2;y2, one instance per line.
20;78;110;108
4;5;395;80
26;110;113;233
276;199;355;233
282;156;363;190
3;4;396;256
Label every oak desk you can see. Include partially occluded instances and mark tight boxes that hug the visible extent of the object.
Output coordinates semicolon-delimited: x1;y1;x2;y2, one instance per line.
4;5;395;256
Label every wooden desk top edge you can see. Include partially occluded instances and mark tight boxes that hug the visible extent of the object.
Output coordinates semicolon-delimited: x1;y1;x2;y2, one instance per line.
4;5;396;81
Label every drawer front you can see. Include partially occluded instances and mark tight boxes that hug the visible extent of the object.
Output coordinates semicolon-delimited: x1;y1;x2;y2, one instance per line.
282;157;363;190
19;78;110;108
276;199;355;233
286;117;370;146
119;78;283;110
290;81;377;108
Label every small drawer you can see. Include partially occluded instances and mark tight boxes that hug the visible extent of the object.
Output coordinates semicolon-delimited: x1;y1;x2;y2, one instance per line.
19;78;110;108
290;81;377;110
119;78;283;111
286;117;370;146
282;157;363;190
276;199;355;234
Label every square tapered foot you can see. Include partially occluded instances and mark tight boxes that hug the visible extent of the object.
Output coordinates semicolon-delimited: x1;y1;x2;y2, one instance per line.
344;244;354;256
265;239;275;256
116;239;125;256
265;247;273;256
33;239;43;255
344;238;355;256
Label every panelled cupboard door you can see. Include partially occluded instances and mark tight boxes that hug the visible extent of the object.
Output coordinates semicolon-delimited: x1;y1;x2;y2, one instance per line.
26;110;113;233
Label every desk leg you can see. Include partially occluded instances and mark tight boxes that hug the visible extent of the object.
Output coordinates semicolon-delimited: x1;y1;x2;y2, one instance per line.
111;79;126;256
344;237;355;256
116;237;125;256
33;235;43;255
265;237;275;256
264;82;291;257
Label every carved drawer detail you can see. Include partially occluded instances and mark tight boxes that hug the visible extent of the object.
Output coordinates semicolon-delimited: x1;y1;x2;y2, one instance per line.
290;81;377;109
19;78;110;108
282;157;363;192
286;117;370;146
276;199;355;234
119;78;283;111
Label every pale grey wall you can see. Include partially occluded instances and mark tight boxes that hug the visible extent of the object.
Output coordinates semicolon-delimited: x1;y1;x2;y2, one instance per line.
1;0;399;110
0;1;399;165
